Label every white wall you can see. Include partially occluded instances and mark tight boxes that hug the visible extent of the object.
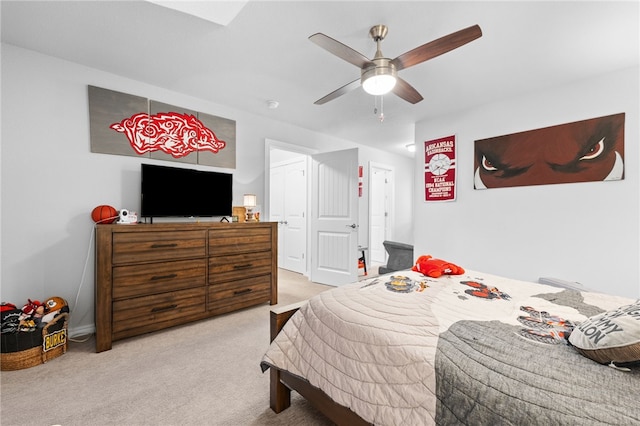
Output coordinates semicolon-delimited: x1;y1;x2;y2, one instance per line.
0;44;414;336
414;66;640;299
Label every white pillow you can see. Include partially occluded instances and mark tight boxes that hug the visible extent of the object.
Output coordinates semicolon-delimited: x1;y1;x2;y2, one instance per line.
568;300;640;365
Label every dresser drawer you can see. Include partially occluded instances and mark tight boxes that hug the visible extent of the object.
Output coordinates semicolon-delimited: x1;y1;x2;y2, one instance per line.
209;227;272;256
112;287;206;337
208;274;271;314
209;251;271;283
112;230;206;264
113;259;206;300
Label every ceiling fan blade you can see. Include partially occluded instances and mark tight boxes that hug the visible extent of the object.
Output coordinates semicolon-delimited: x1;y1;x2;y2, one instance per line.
314;79;361;105
309;33;373;69
392;77;423;104
391;25;482;71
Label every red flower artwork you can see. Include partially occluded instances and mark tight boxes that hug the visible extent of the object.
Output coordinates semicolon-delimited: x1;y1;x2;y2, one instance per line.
110;112;226;158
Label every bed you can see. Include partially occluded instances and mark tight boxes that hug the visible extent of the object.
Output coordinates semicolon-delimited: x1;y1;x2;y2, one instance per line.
261;268;640;425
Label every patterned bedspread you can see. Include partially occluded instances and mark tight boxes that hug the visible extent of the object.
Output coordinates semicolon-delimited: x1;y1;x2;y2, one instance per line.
261;270;640;425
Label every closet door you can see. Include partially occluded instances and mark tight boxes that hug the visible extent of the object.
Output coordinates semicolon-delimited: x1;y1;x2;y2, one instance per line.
270;158;307;274
282;158;307;273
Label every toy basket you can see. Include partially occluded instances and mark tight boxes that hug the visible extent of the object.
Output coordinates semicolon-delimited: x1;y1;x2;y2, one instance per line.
1;312;69;371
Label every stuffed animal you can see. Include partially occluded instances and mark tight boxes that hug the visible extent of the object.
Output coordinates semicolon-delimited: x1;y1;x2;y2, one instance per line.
40;296;69;325
18;299;44;331
412;255;465;278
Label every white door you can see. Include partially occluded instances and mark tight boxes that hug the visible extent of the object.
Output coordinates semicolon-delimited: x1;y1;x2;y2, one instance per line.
369;164;393;264
269;158;307;274
310;148;359;285
282;159;307;273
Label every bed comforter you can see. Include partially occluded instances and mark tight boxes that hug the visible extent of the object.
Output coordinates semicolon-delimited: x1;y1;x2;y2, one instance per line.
261;269;640;425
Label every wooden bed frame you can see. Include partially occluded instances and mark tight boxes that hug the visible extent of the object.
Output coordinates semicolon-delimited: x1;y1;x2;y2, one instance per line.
268;302;372;426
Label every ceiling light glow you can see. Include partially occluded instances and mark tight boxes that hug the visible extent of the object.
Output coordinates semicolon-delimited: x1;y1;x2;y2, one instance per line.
362;74;397;95
361;61;397;96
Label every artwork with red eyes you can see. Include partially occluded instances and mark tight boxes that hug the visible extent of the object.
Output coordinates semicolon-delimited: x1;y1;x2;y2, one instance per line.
474;113;625;189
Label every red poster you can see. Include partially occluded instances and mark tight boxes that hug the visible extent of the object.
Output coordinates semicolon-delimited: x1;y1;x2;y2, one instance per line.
424;135;456;202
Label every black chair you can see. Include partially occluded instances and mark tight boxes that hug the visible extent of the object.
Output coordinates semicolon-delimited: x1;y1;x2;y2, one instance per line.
378;241;414;275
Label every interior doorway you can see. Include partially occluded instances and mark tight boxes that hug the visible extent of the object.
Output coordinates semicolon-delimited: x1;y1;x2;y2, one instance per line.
265;140;361;284
369;162;394;265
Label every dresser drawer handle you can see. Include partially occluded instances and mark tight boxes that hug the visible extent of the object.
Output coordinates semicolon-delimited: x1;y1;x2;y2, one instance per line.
150;243;178;249
151;304;178;313
233;288;253;296
233;264;253;270
150;274;178;281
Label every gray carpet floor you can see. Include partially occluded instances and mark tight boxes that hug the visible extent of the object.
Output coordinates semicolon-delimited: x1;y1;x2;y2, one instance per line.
0;269;344;426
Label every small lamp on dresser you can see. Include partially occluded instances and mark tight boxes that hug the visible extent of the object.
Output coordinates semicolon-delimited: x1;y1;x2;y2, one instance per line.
244;194;257;222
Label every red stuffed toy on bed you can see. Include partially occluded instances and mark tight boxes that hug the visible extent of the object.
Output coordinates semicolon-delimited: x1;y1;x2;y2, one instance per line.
412;255;465;278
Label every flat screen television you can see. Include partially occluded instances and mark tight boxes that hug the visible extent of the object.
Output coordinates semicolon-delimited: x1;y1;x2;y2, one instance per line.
141;163;232;218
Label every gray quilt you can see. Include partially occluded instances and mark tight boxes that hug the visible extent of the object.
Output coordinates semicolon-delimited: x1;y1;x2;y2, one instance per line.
261;270;640;425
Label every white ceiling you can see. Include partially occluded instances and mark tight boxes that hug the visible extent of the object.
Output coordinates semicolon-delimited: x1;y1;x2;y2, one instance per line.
2;1;638;157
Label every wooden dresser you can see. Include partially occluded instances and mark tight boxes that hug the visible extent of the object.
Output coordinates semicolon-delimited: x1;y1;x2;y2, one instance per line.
95;222;277;352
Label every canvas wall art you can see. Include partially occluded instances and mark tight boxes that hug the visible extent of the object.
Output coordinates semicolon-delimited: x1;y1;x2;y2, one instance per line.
88;85;236;169
474;113;624;189
88;86;148;158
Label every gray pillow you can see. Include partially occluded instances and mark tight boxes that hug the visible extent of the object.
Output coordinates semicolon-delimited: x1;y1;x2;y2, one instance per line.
568;300;640;366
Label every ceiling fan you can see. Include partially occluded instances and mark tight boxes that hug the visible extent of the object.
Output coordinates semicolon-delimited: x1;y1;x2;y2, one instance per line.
309;24;482;105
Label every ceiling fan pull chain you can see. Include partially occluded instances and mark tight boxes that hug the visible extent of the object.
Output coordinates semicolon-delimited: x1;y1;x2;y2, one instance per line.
379;96;385;122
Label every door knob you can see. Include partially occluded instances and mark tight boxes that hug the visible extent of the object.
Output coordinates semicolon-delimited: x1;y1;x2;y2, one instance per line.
346;223;357;229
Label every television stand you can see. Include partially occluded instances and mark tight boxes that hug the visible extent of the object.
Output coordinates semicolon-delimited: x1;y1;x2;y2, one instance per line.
94;221;278;352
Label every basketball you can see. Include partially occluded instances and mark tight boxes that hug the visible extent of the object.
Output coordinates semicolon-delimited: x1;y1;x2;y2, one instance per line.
91;205;118;224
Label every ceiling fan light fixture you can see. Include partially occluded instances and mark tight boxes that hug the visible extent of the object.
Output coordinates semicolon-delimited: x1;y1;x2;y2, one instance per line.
362;74;397;95
361;59;397;96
